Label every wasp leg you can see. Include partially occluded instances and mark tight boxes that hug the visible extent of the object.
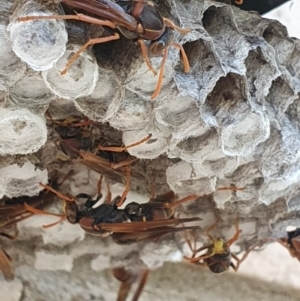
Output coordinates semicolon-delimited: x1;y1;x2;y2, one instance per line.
164;194;198;208
97;175;104;196
138;39;157;75
71;119;95;128
57;170;74;187
24;203;66;229
171;42;190;73
132;269;149;301
149;183;156;200
61;33;120;75
110;157;138;170
235;0;243;4
116;167;131;207
163;18;191;34
45;110;62;125
104;179;112;204
151;48;168;99
226;218;241;247
113;267;133;301
98;134;152;153
185;250;216;263
205;217;221;242
42;217;67;229
0;227;19;240
183;229;211;261
183;228;200;258
18;13;116;29
24;203;65;218
217;186;245;192
39;183;74;203
232;242;263;271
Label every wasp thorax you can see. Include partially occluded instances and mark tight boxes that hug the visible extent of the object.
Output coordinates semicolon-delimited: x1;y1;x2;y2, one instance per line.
213;239;226;253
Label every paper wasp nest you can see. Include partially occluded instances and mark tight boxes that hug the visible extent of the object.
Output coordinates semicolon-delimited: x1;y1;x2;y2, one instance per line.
1;0;300;299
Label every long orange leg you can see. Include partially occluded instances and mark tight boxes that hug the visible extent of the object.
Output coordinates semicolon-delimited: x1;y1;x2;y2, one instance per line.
217;186;245;192
138;39;157;75
24;203;65;218
163;18;191;34
184;231;195;253
40;183;74;203
235;0;243;4
110;157;138;170
183;228;200;257
151;48;168;99
97;175;104;196
98;134;152;153
150;183;156;200
116;167;131;207
232;241;263;271
23;203;66;229
164;194;198;208
42;217;67;229
205;217;221;242
171;42;190;73
185;249;215;263
104;179;112;204
183;219;218;260
60;33;120;75
226;218;241;247
57;170;74;187
183;229;211;261
132;269;149;301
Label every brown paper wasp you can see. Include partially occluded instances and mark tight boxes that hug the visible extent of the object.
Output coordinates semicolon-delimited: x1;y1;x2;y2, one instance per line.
113;267;149;301
18;0;190;98
184;217;251;273
47;112;152;188
25;172;201;243
45;109;150;189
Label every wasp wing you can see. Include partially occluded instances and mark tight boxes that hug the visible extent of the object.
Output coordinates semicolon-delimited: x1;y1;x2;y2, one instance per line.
112;225;200;243
99;216;201;233
62;0;138;30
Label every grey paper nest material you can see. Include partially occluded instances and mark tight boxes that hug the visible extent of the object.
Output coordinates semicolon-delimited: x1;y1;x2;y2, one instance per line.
1;0;300;294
